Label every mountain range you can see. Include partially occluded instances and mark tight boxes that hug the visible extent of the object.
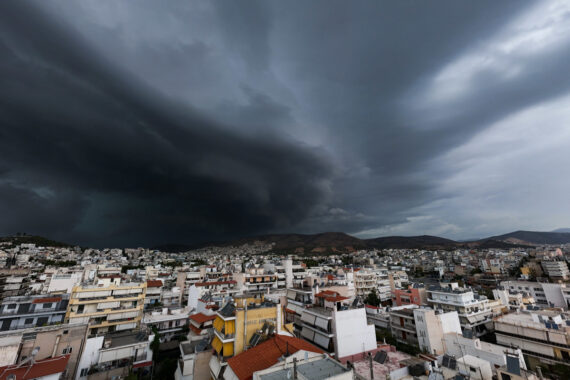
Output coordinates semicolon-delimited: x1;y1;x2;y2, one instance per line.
5;229;570;253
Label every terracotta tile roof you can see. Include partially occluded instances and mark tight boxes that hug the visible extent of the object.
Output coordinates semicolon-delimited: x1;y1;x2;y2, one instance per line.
32;297;62;304
324;295;349;302
226;335;324;380
315;290;339;297
0;355;70;380
146;280;163;288
189;324;202;335
132;361;153;369
189;312;216;324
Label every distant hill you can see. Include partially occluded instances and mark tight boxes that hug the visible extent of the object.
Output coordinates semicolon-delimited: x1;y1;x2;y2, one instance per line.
364;235;458;249
487;230;570;245
552;228;570;233
225;232;366;252
0;235;72;248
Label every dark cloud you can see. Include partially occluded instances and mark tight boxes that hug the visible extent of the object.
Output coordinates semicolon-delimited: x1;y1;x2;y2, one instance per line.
2;0;570;246
0;1;333;247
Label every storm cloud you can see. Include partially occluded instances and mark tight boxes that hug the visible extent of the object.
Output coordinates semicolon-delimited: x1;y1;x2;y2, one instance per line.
1;0;570;247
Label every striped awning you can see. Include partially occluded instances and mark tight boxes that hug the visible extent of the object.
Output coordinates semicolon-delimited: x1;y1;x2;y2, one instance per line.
212;336;222;353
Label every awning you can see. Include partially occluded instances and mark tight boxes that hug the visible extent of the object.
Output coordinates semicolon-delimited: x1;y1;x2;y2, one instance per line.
133;361;153;369
223;342;234;357
225;320;235;335
213;317;224;331
212;336;222;353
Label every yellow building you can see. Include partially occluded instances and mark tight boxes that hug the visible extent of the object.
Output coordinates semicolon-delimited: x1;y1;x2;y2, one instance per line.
65;281;146;336
209;294;283;379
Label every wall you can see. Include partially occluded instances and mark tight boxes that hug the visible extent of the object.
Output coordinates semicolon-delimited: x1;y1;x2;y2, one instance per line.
234;306;277;355
75;336;104;380
334;308;376;359
0;335;20;366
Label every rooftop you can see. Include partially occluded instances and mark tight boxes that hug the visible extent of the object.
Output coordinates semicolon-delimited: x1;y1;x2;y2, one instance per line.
259;356;350;380
102;330;149;349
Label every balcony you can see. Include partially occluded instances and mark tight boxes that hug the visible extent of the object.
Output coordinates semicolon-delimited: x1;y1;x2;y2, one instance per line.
214;328;235;342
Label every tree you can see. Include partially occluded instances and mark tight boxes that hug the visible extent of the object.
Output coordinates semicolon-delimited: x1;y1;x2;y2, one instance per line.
150;326;160;354
365;289;381;307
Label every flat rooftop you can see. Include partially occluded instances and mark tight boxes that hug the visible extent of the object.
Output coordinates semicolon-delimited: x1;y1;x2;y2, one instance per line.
103;331;149;349
259;357;349;380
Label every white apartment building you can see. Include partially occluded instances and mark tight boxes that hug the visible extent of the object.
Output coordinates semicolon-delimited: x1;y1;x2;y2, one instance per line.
354;270;376;297
427;283;492;336
500;280;567;308
541;260;570;280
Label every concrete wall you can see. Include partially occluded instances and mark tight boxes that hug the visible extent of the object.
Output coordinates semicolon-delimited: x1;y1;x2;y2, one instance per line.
333;308;376;358
75;336;104;380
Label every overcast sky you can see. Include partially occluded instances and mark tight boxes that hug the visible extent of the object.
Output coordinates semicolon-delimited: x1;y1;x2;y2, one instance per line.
1;1;570;247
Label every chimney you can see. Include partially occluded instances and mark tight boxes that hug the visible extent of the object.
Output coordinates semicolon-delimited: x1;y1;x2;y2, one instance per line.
293;357;298;379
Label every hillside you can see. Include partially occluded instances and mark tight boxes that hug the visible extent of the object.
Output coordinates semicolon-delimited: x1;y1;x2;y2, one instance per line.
487;230;570;245
0;235;72;248
364;235;458;249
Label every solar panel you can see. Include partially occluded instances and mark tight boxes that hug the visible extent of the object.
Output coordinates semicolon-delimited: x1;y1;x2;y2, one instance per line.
545;322;552;329
249;332;262;347
442;355;450;368
462;330;473;339
565;320;570;326
506;355;521;376
553;324;559;330
449;358;457;370
374;351;388;364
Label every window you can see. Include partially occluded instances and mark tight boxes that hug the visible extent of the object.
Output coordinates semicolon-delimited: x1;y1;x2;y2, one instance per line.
42;303;53;308
63;330;69;335
470;367;476;373
80;368;89;377
24;318;34;325
62;347;73;354
7;304;16;310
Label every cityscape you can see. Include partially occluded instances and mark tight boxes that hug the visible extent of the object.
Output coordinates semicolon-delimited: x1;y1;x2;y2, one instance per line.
2;1;570;380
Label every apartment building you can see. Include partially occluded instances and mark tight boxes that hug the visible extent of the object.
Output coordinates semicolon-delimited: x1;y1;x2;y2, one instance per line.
0;294;69;331
299;291;376;360
494;310;570;372
393;283;427;307
234;268;278;294
76;330;154;380
209;294;281;379
427;283;493;336
354;270;376;297
176;270;205;305
144;280;162;309
175;339;212;380
0;322;87;379
142;307;189;341
541;259;570;281
65;281;146;336
501;280;567;308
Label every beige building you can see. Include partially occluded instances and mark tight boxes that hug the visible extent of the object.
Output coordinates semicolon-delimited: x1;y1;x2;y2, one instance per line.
65;281;146;336
0;322;88;380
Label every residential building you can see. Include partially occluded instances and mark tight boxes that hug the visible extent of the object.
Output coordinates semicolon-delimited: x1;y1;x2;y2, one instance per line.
494;310;570;373
393;283;427;307
175;339;212;380
223;335;325;380
75;330;154;380
427;283;493;336
65;281;146;336
0;355;70;380
541;259;570;281
142;307;189;341
0;294;69;331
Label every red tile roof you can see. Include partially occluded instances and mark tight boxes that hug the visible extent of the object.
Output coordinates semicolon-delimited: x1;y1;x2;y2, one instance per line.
132;361;153;369
315;290;339;297
189;324;202;335
32;297;62;304
146;280;163;288
226;335;324;380
0;355;70;380
189;312;216;324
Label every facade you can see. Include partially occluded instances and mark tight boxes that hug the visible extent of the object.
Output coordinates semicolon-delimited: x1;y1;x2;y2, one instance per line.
175;340;212;380
541;260;570;281
354;270;376;297
65;282;146;336
494;310;570;372
393;284;427;307
142;307;189;341
75;330;154;380
209;295;280;379
414;308;462;355
427;283;493;336
0;294;69;331
500;280;567;307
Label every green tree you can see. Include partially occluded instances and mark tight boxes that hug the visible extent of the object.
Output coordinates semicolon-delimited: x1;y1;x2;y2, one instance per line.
364;289;381;307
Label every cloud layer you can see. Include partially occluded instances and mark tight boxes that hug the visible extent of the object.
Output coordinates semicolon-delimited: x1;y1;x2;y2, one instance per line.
1;1;570;247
